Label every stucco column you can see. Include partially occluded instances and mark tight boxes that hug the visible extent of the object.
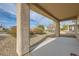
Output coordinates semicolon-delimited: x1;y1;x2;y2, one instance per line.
16;4;30;56
77;16;79;33
74;19;78;36
75;16;79;39
55;20;60;37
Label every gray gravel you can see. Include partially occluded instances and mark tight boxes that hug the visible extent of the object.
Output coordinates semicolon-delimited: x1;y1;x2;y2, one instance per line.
0;32;17;56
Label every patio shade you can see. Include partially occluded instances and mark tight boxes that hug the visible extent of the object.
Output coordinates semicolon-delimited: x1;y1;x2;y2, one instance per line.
30;3;79;21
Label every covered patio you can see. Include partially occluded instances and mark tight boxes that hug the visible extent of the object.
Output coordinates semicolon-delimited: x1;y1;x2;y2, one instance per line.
32;37;79;56
16;3;79;56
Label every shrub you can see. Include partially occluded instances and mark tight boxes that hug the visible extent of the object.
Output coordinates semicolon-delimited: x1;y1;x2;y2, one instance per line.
32;27;44;34
8;26;16;37
61;24;68;31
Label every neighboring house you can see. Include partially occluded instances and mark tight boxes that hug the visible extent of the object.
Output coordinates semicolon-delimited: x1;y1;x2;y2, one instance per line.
47;24;56;32
68;24;79;32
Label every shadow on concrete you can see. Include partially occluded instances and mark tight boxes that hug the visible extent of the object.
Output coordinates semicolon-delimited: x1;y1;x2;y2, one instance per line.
31;37;79;56
30;32;77;52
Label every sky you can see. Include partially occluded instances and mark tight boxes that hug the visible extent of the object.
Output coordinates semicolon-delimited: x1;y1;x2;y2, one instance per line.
0;3;75;29
30;10;54;29
0;3;16;28
30;10;75;29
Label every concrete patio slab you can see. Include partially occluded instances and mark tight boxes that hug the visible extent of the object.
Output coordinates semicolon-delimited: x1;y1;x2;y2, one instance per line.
32;37;79;56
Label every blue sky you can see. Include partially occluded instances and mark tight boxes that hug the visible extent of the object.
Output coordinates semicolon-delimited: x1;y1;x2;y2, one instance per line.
30;10;54;29
0;3;16;28
0;4;75;29
30;10;75;29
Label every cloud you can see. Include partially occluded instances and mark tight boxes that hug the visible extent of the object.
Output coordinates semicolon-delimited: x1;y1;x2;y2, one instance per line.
0;3;16;15
0;5;16;28
30;10;54;28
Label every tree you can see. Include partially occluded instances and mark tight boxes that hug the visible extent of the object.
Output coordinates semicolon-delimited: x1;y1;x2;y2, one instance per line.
37;25;45;30
61;24;68;30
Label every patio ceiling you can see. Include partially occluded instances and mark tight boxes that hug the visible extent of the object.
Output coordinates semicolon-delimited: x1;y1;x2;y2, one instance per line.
30;3;79;21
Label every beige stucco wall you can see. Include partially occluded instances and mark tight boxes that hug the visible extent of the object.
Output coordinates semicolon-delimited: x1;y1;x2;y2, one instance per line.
16;4;30;56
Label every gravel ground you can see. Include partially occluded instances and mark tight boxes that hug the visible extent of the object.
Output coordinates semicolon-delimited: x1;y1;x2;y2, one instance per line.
30;33;55;46
0;31;76;56
0;32;17;56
